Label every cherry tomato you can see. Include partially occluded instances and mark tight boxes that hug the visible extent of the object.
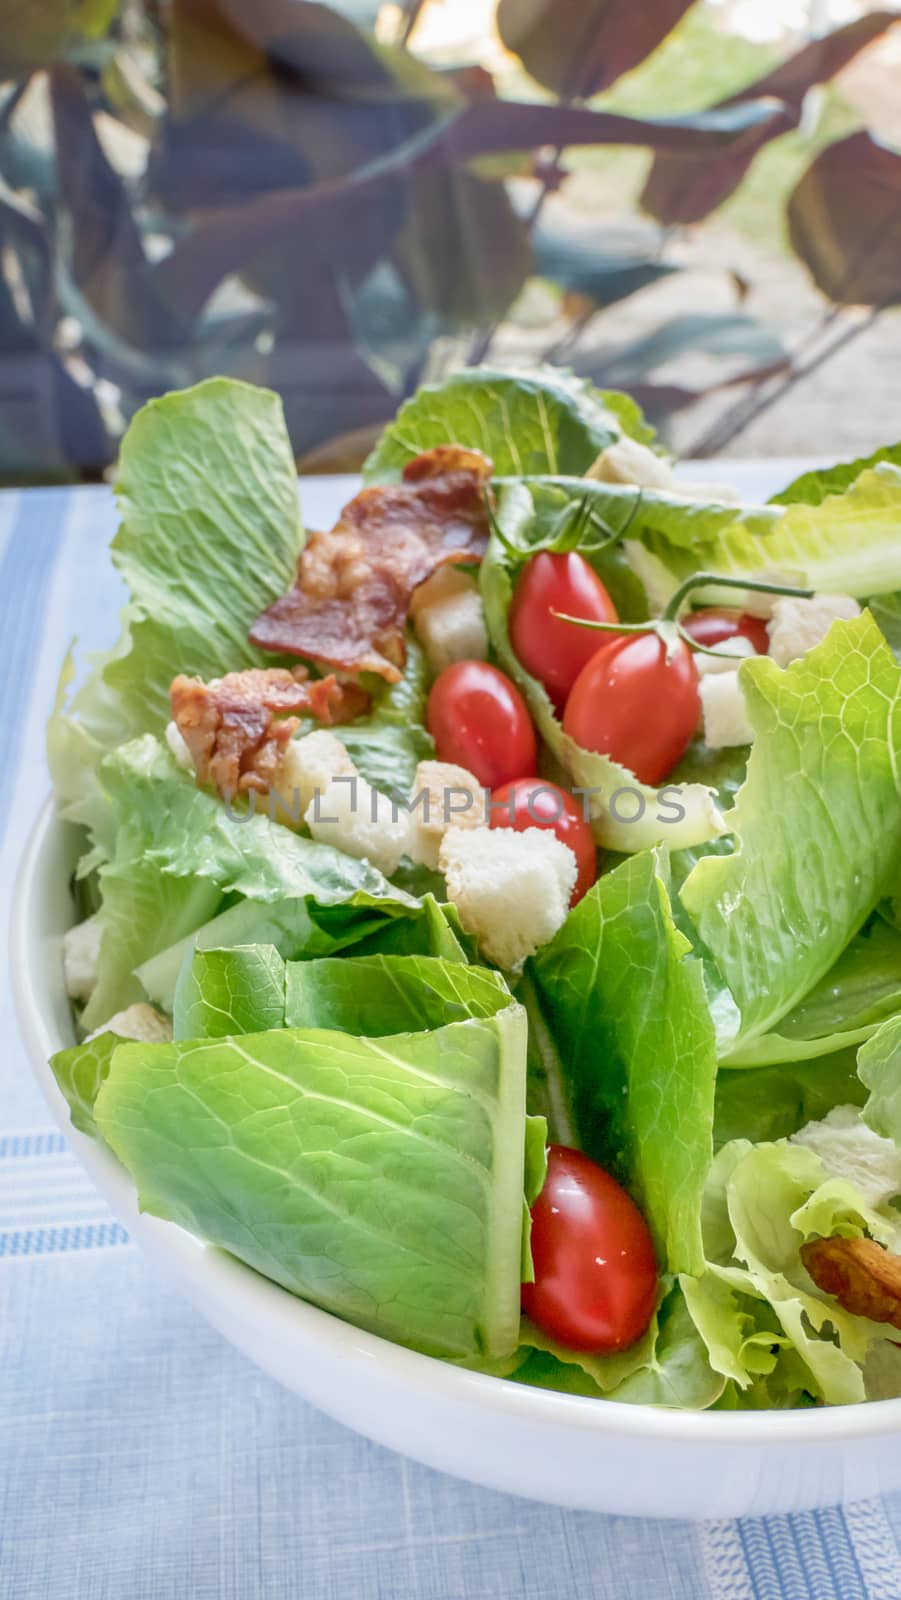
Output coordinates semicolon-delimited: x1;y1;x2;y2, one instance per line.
427;661;537;790
509;551;620;712
683;607;769;655
490;779;596;905
562;632;700;786
522;1145;658;1353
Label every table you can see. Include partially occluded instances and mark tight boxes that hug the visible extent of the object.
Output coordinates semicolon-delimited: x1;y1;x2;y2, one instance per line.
3;474;901;1600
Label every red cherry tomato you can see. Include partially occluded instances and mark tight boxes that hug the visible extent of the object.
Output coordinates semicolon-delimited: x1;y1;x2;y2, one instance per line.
683;607;769;655
562;632;700;786
509;551;620;712
490;779;596;905
427;662;537;790
522;1145;658;1353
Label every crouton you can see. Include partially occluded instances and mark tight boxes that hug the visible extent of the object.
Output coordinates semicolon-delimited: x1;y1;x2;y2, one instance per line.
411;566;487;673
408;759;485;868
305;773;410;877
700;670;755;750
86;1002;173;1044
767;593;860;667
694;636;756;677
438;825;576;969
279;730;357;820
587;437;674;491
792;1105;901;1210
62;916;102;1002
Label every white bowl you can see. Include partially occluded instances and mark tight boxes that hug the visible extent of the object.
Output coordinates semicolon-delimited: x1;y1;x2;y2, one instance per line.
12;800;901;1519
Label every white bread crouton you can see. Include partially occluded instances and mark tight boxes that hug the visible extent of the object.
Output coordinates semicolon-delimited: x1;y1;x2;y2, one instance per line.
700;670;755;750
280;729;357;819
305;774;410;877
63;916;102;1002
165;720;194;771
408;759;486;869
792;1105;901;1210
694;636;756;677
438;825;576;969
411;566;487;673
767;593;860;668
86;1002;173;1044
587;437;674;491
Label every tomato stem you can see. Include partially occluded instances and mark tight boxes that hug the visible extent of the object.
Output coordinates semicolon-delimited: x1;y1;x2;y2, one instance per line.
552;571;814;660
661;570;814;623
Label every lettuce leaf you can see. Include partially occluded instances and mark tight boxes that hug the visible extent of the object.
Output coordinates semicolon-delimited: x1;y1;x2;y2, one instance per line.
81;822;222;1032
101;736;420;909
480;484;726;853
714;1050;865;1150
642;464;901;602
859;1015;901;1144
681;614;901;1048
364;367;642;482
50;1030;118;1138
723;916;901;1068
684;1140;901;1406
771;443;901;507
285;954;512;1033
49;380;303;817
175;945;287;1039
531;849;718;1276
94;1003;528;1361
511;1285;724;1408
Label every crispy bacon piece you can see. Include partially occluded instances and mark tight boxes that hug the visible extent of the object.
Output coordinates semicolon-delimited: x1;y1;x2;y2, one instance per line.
171;667;368;796
801;1235;901;1331
248;445;493;683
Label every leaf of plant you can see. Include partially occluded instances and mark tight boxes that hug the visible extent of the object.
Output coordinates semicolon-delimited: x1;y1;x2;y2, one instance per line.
394;167;532;324
285;954;511;1034
175;944;287;1040
642;12;897;226
532;849;718;1276
681;615;901;1047
534;228;679;308
365;367;628;480
788;130;901;307
94;1004;528;1360
50;66;182;349
860;1015;901;1146
154;95;792;318
497;0;696;99
0;0;119;77
714;1050;865;1151
771;443;901;507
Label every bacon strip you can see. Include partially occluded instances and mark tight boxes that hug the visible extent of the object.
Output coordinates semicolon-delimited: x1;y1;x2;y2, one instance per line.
801;1235;901;1331
171;667;368;796
248;445;493;683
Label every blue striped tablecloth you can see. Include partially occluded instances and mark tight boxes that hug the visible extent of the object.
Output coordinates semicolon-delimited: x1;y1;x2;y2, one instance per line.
3;481;901;1600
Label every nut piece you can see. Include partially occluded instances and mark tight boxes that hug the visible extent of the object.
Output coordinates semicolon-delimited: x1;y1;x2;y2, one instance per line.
801;1235;901;1331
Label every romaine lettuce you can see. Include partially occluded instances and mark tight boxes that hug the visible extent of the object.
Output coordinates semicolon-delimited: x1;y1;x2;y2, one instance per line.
681;614;901;1047
93;1003;528;1361
531;849;718;1276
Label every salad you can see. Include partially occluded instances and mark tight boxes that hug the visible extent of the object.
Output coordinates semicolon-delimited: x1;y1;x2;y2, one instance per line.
47;368;901;1410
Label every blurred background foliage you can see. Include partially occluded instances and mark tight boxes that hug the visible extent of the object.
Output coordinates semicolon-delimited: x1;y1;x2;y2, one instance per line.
0;0;899;483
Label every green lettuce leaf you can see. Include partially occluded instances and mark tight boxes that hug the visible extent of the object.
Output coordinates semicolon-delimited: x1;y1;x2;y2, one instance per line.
480;485;726;853
94;1004;528;1361
364;368;643;482
81;821;221;1032
642;464;901;602
285;954;512;1033
531;849;718;1276
49;380;303;816
714;1050;865;1150
175;945;286;1040
102;736;420;909
859;1014;901;1143
684;1140;901;1405
723;917;901;1067
771;443;901;507
50;1031;118;1137
511;1285;724;1409
681;614;901;1048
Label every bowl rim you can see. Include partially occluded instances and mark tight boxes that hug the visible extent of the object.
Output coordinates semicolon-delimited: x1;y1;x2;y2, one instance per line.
12;795;901;1447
